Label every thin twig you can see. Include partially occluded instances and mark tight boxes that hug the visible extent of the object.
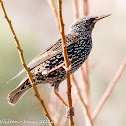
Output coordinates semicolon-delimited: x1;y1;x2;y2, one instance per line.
88;62;97;73
0;1;54;126
59;114;68;126
59;97;77;126
92;58;126;120
48;0;74;124
79;66;90;107
47;0;74;125
80;0;90;111
47;0;60;31
48;1;77;125
54;100;64;125
72;0;79;20
71;75;93;126
49;89;57;117
81;0;89;16
72;0;93;126
57;0;74;125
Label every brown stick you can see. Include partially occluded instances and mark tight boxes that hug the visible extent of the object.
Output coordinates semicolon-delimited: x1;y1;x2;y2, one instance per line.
88;62;97;73
0;1;54;125
47;0;60;31
92;58;126;120
79;66;90;107
57;0;74;125
48;1;75;124
59;97;77;126
80;0;90;110
72;0;79;20
82;0;89;16
72;1;93;126
71;75;93;126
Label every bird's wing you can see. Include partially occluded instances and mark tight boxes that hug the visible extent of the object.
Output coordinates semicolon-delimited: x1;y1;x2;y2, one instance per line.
10;33;79;80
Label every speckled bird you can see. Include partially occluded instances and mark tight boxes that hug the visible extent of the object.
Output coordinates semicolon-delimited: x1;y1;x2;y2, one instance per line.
8;15;110;106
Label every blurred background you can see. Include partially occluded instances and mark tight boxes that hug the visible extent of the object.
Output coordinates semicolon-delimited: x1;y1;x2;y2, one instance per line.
0;0;126;126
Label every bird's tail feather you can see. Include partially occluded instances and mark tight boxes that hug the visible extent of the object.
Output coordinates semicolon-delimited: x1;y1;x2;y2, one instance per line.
7;78;31;106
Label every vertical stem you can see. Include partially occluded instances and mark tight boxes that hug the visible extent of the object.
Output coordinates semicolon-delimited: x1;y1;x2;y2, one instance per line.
47;0;60;31
72;0;79;20
71;75;93;126
57;0;74;125
92;58;126;120
0;1;54;126
72;0;93;126
80;0;92;126
82;0;89;16
80;0;90;109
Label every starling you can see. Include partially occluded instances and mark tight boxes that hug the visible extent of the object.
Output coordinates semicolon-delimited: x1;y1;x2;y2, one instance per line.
8;15;110;106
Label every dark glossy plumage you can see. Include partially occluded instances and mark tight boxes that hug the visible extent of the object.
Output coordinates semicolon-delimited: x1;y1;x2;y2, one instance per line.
8;15;110;105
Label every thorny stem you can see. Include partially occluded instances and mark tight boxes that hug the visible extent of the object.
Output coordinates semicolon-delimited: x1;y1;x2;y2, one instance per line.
57;0;74;126
92;58;126;120
0;1;54;126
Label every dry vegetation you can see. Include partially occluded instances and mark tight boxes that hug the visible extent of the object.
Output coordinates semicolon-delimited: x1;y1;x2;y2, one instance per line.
0;0;126;126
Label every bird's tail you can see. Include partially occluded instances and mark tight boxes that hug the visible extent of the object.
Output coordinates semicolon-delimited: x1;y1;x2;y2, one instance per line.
7;78;32;106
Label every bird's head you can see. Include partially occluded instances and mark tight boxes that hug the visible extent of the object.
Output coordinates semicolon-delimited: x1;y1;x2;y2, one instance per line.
69;14;111;34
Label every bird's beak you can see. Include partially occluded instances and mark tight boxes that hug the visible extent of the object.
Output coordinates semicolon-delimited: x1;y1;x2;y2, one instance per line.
95;14;111;22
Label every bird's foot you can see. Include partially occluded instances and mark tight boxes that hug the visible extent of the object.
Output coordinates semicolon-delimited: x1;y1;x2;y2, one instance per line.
62;64;71;71
66;107;74;118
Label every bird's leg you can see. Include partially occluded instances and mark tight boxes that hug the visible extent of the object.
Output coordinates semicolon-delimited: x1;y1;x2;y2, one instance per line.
53;82;74;118
53;82;68;107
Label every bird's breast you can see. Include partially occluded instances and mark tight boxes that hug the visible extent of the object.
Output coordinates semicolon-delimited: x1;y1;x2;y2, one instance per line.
67;36;92;73
31;33;92;84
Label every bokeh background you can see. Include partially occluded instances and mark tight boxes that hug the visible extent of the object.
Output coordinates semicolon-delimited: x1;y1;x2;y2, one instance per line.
0;0;126;126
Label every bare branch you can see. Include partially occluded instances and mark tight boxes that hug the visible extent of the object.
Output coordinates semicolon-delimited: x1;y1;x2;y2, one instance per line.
92;58;126;120
57;0;74;125
47;0;60;31
79;0;90;112
72;0;79;20
72;1;94;126
0;1;54;125
81;0;89;16
71;75;93;126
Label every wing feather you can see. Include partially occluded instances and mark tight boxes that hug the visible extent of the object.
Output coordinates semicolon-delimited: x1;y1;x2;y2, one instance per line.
10;33;79;80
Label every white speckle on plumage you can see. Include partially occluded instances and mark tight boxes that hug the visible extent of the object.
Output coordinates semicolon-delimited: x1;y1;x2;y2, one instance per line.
42;70;48;75
8;15;110;105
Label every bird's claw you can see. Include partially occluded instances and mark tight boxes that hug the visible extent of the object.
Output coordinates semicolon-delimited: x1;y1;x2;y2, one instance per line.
63;64;71;71
66;107;74;118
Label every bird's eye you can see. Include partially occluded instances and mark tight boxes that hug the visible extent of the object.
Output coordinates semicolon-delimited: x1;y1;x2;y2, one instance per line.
90;18;95;22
